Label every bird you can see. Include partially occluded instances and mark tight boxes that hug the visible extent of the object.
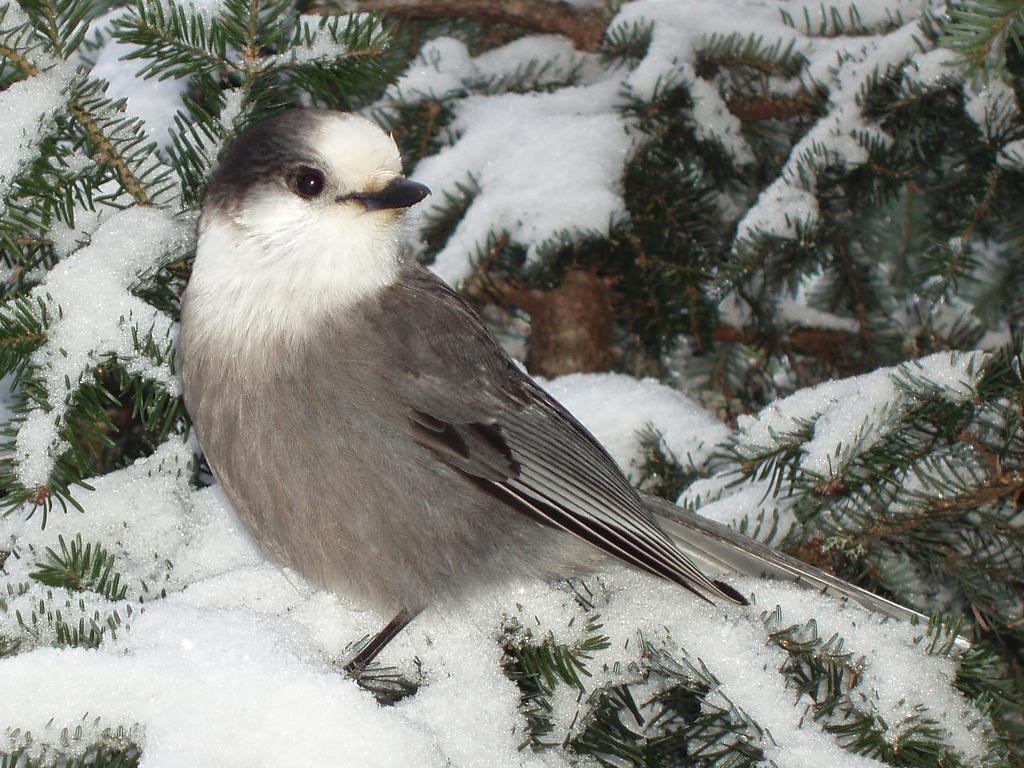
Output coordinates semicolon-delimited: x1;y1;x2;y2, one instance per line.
180;109;947;670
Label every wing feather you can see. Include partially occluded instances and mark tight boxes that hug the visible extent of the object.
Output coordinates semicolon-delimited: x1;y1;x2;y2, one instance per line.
380;263;746;605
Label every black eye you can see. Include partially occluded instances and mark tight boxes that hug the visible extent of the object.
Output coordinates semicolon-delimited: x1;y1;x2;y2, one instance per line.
292;167;325;199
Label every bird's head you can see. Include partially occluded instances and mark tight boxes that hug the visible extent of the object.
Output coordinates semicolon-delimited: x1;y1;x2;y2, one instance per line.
190;110;431;341
204;110;429;234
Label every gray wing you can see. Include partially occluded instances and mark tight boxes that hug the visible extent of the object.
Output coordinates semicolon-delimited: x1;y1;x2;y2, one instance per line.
373;264;746;605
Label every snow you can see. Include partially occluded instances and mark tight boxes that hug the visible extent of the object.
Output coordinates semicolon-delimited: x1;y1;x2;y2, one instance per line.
389;36;473;99
997;138;1024;170
539;372;731;479
391;35;631;287
680;474;798;545
49;180;137;259
782;0;934;33
86;11;189;148
733;11;926;243
903;46;1024;169
962;77;1019;136
287;33;352;66
0;362;996;766
157;0;226;29
0;60;75;213
722;278;863;340
607;1;942;247
177;86;249;181
269;15;387;68
613;1;766;163
736;175;818;241
0;613;441;766
754;579;989;761
473;34;592;85
389;35;592;102
12;207;187;490
412;75;631;286
386;0;998;285
0;445;993;766
734;351;987;479
905;46;961;87
780;298;861;333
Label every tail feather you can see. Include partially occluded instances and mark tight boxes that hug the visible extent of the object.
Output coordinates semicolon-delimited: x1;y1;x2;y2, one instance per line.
643;494;971;650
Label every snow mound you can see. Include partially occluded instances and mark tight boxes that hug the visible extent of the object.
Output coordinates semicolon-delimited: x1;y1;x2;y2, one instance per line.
735;351;987;479
540;371;730;478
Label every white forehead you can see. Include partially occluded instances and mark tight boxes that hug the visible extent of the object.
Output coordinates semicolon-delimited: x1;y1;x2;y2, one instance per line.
312;113;402;188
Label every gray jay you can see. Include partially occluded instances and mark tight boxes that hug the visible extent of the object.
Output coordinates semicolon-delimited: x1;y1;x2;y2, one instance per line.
180;110;942;669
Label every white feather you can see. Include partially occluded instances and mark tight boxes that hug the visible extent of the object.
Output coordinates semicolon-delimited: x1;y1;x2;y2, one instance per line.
313;113;403;193
186;114;407;354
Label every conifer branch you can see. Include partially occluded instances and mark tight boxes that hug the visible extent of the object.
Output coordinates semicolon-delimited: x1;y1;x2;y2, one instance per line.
960;169;1000;246
0;43;40;74
114;0;237;77
0;331;43;347
244;0;261;59
67;100;151;206
714;325;860;362
727;93;820;121
319;0;610;51
942;0;1024;75
0;1;1021;762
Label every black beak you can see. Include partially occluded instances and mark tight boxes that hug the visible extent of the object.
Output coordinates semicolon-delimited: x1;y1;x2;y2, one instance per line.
338;177;431;211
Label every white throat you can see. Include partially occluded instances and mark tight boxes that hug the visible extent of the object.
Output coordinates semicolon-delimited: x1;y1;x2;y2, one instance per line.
185;204;401;353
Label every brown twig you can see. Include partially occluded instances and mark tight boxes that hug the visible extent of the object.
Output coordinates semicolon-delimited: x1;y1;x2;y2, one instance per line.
14;237;52;247
858;471;1024;552
714;324;861;368
727;93;819;122
68;100;151;207
0;44;40;76
960;169;1000;247
313;0;610;52
0;332;44;347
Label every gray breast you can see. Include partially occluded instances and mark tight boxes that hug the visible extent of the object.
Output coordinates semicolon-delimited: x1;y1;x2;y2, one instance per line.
178;272;594;615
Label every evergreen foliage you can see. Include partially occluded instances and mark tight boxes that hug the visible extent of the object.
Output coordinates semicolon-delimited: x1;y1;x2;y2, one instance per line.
29;533;128;601
943;0;1024;77
0;0;1022;765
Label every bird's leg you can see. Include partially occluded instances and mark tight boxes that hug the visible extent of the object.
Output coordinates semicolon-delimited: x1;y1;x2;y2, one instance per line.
345;609;418;675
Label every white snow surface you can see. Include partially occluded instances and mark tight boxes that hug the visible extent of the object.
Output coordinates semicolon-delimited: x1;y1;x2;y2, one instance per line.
12;206;186;489
736;175;818;241
267;14;387;69
398;36;631;286
783;0;935;32
419;77;631;286
156;0;226;28
613;1;766;162
540;372;730;479
735;351;987;478
390;35;591;101
606;0;947;245
85;11;190;148
0;59;75;211
0;436;993;767
679;473;798;545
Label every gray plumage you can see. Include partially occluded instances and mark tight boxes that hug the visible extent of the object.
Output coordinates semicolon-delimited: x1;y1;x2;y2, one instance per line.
182;109;951;655
182;256;742;614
